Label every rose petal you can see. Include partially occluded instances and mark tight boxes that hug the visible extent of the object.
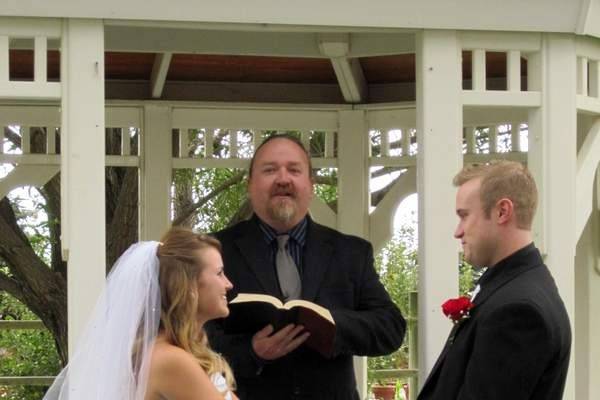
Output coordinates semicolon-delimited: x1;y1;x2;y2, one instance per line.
441;296;474;321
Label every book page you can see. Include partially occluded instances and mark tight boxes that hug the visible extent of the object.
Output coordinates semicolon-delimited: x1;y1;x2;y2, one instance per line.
229;293;284;308
283;300;334;324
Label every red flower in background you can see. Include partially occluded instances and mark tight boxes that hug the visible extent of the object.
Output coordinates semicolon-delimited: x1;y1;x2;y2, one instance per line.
442;296;474;323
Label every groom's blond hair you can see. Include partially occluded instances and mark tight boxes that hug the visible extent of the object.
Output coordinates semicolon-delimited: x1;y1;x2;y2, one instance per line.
453;160;538;230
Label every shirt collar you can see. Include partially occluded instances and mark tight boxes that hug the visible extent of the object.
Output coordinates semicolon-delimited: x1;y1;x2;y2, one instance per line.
476;242;538;288
256;215;308;247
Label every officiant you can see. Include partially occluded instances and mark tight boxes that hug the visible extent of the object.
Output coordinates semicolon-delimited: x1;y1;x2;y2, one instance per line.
206;134;406;400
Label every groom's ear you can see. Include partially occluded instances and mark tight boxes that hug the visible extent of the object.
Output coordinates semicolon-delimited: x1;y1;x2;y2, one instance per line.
495;198;514;225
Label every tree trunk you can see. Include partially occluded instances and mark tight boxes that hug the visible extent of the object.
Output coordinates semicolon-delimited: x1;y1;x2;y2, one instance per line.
0;128;273;367
0;198;68;364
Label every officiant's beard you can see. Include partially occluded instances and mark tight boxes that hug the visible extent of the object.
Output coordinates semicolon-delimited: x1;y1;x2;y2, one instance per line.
268;199;297;225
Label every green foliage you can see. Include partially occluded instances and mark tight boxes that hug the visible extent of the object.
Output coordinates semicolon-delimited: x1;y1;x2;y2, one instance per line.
313;168;337;205
367;227;483;390
8;188;52;264
374;233;418;317
174;167;247;232
1;188;59;399
0;291;60;400
199;169;247;232
458;251;485;296
459;257;479;296
368;226;418;382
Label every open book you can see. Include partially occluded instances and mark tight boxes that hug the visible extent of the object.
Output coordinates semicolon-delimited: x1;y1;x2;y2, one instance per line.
223;293;336;358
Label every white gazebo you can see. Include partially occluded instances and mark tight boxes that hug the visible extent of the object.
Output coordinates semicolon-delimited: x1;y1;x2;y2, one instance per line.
1;1;599;399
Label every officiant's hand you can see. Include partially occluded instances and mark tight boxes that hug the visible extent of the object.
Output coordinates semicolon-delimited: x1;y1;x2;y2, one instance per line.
252;324;310;360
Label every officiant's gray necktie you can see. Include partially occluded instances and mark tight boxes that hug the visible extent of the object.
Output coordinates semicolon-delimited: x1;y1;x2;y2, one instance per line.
276;235;302;300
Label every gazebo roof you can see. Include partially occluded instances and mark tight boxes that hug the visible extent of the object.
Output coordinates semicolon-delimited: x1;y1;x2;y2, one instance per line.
8;48;517;104
4;0;598;104
2;0;599;38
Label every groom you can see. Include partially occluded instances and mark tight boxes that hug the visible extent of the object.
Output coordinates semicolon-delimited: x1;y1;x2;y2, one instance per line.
417;161;571;400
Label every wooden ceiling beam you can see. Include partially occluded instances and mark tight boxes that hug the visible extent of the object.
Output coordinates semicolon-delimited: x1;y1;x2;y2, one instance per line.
319;34;367;103
150;52;172;98
104;26;414;58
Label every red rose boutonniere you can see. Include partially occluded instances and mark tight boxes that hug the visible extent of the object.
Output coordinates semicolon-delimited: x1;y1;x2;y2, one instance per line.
442;296;474;324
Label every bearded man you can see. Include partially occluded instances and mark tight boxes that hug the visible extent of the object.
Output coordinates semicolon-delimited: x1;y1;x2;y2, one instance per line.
206;134;405;400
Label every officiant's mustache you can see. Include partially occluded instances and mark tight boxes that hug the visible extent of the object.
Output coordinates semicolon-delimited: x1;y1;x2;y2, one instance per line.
270;184;296;198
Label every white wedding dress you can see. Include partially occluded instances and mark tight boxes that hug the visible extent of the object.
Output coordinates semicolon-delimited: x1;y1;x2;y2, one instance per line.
211;372;233;400
157;373;232;400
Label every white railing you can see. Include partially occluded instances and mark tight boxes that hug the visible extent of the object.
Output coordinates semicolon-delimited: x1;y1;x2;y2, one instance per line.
459;31;542;107
370;127;416;168
170;107;339;170
171;128;338;170
367;123;528;168
0;18;61;100
462;123;528;164
0;320;55;386
105;127;140;167
0;105;142;167
576;37;600;115
370;291;418;400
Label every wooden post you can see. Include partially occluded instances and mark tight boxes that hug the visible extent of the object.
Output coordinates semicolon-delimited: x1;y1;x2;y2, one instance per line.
507;50;521;92
60;18;106;358
472;49;486;91
416;29;462;386
140;104;172;241
527;33;576;400
338;109;369;398
408;291;418;400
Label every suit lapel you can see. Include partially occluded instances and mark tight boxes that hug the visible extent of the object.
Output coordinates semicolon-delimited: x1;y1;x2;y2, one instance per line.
234;221;281;296
421;245;545;396
471;244;544;308
301;220;334;302
425;262;536;386
472;262;540;308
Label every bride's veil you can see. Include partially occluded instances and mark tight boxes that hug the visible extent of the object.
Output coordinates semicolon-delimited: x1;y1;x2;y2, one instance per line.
43;241;161;400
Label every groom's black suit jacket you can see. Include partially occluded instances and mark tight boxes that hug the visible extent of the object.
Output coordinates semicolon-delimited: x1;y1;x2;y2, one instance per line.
207;216;406;400
418;244;571;400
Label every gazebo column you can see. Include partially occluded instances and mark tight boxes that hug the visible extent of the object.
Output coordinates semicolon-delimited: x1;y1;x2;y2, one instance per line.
588;198;600;400
140;104;172;240
574;115;600;399
575;199;600;400
337;109;369;399
415;30;463;385
60;19;105;355
527;33;576;400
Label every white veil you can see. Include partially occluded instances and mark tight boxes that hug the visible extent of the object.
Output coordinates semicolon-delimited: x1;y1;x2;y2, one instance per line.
43;241;161;400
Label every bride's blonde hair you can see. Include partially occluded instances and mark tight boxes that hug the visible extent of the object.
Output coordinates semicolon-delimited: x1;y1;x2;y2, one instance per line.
156;227;235;389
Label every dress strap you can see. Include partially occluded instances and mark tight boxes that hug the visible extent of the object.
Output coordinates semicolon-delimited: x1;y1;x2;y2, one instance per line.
210;372;233;400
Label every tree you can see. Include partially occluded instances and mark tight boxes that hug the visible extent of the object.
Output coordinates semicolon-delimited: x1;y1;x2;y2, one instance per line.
366;213;481;392
0;290;60;400
368;225;418;379
0;127;255;366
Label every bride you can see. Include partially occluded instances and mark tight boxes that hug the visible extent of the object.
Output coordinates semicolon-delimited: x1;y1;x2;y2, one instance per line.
44;227;238;400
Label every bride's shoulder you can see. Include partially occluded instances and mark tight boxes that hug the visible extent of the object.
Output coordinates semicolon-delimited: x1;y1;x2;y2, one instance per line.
147;340;216;399
150;340;204;375
150;341;235;400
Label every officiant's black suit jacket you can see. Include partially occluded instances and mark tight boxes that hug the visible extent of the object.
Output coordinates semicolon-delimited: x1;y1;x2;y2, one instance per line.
418;244;571;400
207;216;406;400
